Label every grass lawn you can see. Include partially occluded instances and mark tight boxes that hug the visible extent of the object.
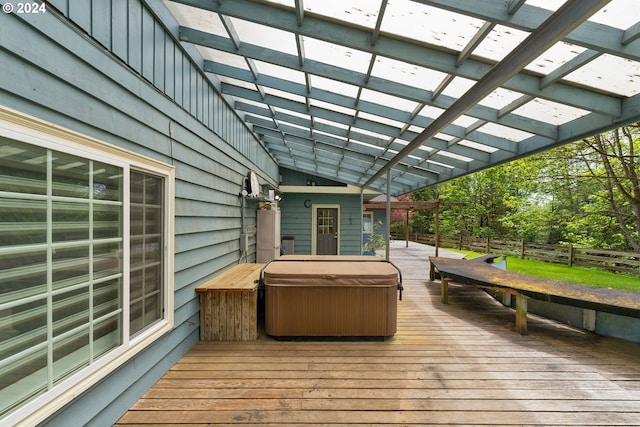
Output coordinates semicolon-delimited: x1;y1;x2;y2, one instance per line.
448;249;640;292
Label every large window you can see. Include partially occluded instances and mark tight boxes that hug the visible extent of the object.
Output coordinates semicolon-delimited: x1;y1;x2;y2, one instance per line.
0;111;174;425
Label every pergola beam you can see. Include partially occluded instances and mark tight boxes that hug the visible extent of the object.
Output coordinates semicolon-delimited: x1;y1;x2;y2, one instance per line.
175;2;622;117
197;44;561;139
241;100;484;170
207;60;541;148
228;85;494;164
417;0;640;61
363;0;611;189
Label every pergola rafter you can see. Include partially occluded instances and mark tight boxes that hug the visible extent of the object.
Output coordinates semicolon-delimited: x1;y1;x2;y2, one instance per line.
166;0;640;195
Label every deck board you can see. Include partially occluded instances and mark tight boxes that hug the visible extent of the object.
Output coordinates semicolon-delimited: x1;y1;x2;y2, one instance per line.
117;242;640;426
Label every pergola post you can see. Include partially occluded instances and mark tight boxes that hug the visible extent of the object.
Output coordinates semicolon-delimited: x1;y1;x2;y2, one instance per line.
405;208;409;248
385;171;391;261
435;200;440;258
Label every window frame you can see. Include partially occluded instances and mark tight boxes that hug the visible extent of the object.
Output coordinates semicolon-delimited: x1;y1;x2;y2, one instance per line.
0;107;175;426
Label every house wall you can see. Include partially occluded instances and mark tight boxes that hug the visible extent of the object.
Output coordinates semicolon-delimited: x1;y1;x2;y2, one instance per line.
0;1;277;425
280;193;363;255
280;167;347;187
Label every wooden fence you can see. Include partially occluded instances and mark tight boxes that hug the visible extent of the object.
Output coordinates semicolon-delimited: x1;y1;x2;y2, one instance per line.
411;233;640;275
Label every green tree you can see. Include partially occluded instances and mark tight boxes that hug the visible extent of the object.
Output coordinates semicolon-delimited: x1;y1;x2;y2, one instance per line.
409;124;640;251
579;124;640;250
413;164;547;241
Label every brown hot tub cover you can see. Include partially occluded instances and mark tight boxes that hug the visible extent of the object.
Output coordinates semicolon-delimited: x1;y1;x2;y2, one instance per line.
261;256;401;338
262;259;400;287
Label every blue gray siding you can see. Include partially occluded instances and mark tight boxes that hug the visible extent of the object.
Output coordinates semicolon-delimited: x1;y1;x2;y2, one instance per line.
280;193;363;255
280;167;347;187
1;1;277;425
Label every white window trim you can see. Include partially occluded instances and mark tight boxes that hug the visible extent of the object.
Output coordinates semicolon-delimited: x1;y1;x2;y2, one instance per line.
0;106;175;427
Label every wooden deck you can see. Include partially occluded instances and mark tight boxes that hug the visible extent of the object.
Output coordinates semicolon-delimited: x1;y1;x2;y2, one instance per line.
117;242;640;426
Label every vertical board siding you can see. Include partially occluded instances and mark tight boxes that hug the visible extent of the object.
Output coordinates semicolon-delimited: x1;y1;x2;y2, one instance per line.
164;36;175;98
0;2;276;425
142;7;155;83
127;1;143;73
49;0;67;15
68;0;91;33
182;58;190;110
92;1;112;49
279;194;362;255
154;22;166;90
174;48;184;107
49;0;276;178
111;0;129;61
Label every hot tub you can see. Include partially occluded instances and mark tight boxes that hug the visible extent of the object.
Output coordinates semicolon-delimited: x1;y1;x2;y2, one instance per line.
261;256;402;338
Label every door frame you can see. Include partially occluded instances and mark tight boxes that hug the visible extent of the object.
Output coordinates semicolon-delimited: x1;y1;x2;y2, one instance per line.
311;204;341;255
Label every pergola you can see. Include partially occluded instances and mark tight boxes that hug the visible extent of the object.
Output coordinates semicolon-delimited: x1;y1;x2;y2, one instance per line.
364;200;466;257
165;0;640;196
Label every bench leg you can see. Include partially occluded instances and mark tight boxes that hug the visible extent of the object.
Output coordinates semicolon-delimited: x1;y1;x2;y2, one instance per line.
441;278;449;304
583;309;596;331
515;295;528;335
501;292;512;307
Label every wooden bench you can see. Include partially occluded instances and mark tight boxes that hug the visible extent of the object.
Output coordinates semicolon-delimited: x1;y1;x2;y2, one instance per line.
429;257;640;335
195;263;264;341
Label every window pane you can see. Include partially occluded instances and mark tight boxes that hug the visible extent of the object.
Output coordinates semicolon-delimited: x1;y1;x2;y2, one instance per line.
130;172;145;204
143;291;161;325
144;236;161;264
145;206;161;235
52;245;90;291
53;328;90;385
131;205;144;236
53;287;90;337
94;317;121;358
52;201;90;242
93;162;123;202
144;265;161;294
130;171;164;336
0;299;47;360
94;203;121;239
0;248;47;303
94;279;121;320
52;152;89;198
130;236;144;269
0;348;47;416
131;264;162;334
130;301;144;334
0;137;47;195
94;241;122;280
0;198;47;246
144;174;162;205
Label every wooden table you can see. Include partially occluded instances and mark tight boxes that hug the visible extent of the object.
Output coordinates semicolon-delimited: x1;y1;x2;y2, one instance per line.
195;263;264;341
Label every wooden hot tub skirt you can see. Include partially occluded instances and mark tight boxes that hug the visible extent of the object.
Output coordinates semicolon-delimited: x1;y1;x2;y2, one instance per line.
261;256;401;338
